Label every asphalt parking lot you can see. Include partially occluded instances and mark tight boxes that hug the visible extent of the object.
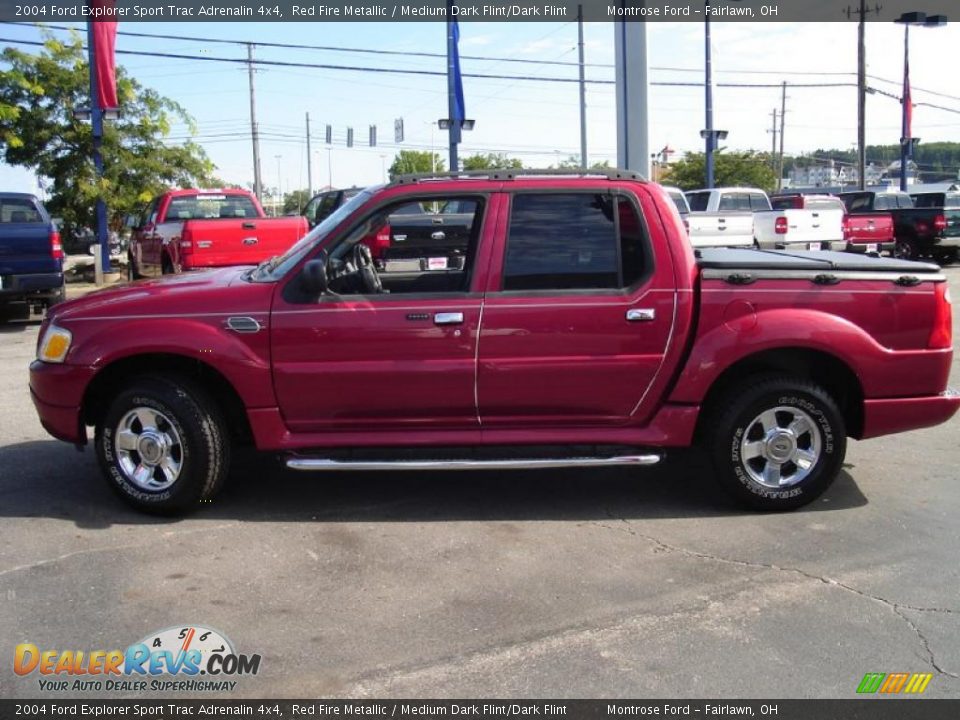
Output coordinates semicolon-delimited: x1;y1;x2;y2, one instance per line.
1;269;958;700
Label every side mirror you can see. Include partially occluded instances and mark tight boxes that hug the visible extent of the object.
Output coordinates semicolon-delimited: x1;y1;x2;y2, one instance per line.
300;257;328;296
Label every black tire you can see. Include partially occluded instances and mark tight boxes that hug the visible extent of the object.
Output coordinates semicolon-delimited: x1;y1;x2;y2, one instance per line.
705;375;846;511
95;375;230;515
894;238;918;261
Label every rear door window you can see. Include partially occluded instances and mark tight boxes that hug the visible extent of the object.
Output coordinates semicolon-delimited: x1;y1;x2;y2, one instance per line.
0;198;42;223
502;193;647;292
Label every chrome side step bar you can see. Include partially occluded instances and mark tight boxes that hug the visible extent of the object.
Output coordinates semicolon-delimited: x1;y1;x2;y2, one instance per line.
286;454;662;472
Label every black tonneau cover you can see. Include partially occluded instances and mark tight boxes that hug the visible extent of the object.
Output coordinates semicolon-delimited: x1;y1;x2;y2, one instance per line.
696;248;940;273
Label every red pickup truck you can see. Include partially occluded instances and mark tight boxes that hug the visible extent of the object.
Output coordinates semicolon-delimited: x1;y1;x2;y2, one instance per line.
29;171;958;515
127;189;308;278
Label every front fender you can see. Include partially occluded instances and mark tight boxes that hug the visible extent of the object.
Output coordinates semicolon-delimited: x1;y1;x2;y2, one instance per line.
668;307;952;403
67;316;275;408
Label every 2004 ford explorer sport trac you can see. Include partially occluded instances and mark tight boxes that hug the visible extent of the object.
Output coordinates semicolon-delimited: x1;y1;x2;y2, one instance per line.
29;170;960;515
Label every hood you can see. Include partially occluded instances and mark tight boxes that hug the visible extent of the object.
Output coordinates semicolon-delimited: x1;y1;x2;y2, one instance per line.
50;267;274;323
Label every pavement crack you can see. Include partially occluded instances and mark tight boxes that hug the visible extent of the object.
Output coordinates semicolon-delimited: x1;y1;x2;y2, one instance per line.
590;510;959;679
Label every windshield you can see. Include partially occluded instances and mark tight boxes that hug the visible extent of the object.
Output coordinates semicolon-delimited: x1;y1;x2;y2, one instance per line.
248;186;377;282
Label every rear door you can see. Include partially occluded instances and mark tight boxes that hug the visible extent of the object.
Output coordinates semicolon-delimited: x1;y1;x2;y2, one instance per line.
476;187;676;426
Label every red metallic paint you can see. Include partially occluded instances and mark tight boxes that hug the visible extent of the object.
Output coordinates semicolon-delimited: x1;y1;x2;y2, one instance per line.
28;177;958;459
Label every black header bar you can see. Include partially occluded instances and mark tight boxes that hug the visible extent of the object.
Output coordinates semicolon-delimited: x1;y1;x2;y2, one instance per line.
0;0;957;23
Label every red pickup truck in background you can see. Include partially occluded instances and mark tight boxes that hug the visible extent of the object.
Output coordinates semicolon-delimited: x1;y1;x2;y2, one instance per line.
127;189;308;278
29;171;958;515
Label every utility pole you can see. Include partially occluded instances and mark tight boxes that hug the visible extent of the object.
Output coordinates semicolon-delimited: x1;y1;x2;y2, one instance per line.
769;109;778;167
247;44;263;203
849;2;882;189
306;112;313;197
778;81;787;191
578;4;587;169
446;1;460;173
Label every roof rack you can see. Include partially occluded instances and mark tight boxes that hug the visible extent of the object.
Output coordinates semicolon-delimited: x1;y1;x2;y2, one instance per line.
391;167;646;185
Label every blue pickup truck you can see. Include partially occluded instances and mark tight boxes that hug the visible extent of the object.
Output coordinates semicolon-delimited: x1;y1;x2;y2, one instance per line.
0;193;65;320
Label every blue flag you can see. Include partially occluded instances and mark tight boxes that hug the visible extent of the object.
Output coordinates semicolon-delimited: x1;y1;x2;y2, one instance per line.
450;13;465;141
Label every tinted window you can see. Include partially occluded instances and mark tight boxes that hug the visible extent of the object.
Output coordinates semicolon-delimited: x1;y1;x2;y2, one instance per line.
166;194;258;220
0;198;42;223
686;192;710;212
806;198;843;211
667;191;689;215
719;193;751;211
503;193;645;292
771;196;801;210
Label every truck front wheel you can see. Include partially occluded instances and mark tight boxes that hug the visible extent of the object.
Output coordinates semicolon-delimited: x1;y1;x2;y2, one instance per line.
706;376;846;511
95;375;230;515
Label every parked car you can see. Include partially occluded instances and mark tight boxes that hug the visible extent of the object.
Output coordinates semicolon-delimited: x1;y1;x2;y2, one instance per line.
838;190;960;263
303;187;362;228
833;194;896;256
764;194;846;251
661;186;690;234
128;189;309;279
684;187;763;248
0;193;64;320
30;171;958;515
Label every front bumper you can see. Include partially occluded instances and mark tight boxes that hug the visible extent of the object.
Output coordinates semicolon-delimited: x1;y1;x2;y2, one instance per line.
29;360;95;444
860;390;960;440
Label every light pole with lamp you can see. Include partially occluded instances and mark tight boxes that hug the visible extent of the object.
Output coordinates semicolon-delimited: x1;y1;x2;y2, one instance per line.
894;11;947;191
701;1;727;188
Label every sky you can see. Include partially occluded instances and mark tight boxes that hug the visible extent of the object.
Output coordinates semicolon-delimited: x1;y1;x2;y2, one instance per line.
2;19;960;197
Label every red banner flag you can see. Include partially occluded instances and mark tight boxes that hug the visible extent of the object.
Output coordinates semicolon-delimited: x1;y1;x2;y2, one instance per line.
90;1;118;110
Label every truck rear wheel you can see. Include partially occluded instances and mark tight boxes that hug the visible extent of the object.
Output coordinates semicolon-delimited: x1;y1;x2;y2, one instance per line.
95;375;230;515
706;375;846;511
894;238;918;261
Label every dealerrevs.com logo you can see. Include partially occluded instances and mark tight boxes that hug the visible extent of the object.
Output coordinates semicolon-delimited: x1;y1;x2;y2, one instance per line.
14;625;261;693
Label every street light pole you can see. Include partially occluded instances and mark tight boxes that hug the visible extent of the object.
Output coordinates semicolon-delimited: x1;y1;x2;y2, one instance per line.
704;0;715;188
900;24;911;191
86;22;110;274
896;11;948;192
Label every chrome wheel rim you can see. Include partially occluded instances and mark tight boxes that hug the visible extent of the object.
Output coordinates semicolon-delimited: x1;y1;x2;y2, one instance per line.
114;407;183;492
740;406;821;489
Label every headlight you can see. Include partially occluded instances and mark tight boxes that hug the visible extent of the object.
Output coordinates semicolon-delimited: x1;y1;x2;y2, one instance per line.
37;325;73;364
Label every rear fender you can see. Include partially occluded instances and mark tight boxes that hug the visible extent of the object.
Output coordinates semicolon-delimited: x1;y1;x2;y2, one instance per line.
668;307;950;403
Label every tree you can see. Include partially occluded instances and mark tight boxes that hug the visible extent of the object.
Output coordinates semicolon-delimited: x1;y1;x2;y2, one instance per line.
462;153;523;170
662;151;778;192
0;31;218;233
388;150;445;178
554;155;611;170
283;189;312;215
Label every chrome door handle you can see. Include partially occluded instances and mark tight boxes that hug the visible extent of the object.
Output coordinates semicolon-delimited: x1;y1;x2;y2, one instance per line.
434;312;464;325
431;231;446;241
626;308;656;322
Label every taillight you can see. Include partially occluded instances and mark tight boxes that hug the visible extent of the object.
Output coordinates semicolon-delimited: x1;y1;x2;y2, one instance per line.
929;283;953;350
370;224;391;260
683;217;690;235
841;216;851;241
178;230;193;255
934;214;947;233
49;230;63;260
775;216;789;234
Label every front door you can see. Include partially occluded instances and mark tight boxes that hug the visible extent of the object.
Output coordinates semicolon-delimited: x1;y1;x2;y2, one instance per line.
270;192;499;434
477;189;676;427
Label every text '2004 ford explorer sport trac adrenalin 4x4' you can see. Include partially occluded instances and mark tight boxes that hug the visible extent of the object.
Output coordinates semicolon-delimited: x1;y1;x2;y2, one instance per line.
29;171;960;515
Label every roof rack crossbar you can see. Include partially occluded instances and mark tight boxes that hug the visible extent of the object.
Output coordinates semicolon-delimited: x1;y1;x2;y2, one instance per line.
390;167;645;185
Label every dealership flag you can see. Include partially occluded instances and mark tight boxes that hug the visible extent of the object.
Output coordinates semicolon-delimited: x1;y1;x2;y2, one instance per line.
90;0;119;110
451;15;465;137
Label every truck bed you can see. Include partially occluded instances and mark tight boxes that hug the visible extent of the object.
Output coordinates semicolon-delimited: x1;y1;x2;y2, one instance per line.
696;248;940;273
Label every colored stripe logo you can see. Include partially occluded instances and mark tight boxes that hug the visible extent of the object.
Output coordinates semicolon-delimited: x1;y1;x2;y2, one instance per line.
857;672;932;694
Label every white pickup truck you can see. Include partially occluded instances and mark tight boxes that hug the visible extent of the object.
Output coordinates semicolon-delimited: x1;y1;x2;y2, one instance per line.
684;188;844;250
